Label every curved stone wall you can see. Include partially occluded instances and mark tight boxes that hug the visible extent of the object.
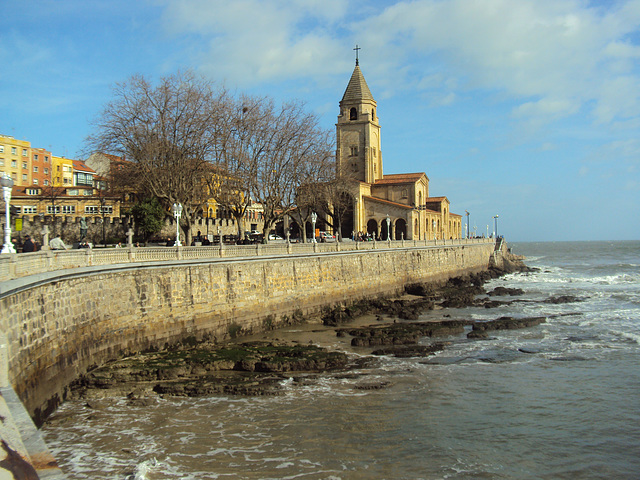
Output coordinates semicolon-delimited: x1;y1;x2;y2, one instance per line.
1;243;495;425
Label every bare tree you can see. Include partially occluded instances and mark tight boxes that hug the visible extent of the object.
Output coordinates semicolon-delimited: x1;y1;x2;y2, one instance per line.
208;94;272;240
86;71;227;245
250;101;334;241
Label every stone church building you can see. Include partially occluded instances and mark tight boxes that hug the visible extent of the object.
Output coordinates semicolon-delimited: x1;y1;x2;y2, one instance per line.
336;60;461;241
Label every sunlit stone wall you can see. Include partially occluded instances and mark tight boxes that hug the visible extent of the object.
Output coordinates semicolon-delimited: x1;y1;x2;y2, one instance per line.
1;243;495;425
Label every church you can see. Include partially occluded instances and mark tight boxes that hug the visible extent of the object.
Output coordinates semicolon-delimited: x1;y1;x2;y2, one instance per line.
336;58;462;241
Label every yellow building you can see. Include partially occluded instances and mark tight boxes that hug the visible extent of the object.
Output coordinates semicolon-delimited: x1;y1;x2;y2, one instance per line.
0;134;32;186
51;155;74;187
336;60;462;240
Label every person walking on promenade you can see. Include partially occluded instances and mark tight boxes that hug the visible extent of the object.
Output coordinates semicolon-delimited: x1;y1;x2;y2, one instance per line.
22;235;35;252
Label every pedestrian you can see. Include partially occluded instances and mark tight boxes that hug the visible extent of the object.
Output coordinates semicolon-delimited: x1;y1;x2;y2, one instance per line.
49;236;67;250
22;235;35;253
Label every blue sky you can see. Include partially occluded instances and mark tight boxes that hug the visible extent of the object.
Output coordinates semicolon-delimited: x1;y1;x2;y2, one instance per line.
1;0;639;242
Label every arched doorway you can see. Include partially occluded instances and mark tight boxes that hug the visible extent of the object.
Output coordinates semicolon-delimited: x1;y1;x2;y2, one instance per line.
395;219;407;240
366;219;378;240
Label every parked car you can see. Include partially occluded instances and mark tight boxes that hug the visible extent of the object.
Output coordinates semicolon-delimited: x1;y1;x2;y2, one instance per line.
319;231;336;242
268;233;284;240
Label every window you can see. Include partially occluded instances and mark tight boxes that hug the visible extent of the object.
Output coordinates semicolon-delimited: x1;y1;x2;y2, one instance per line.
44;180;49;186
26;189;39;195
401;189;408;199
0;159;3;167
350;146;358;156
33;179;38;185
11;147;17;155
14;206;21;214
33;166;38;172
68;189;78;196
22;174;27;181
44;168;48;175
0;146;3;153
45;156;49;162
83;189;92;196
85;206;99;214
350;107;357;120
22;149;27;157
47;205;75;214
11;160;17;168
23;206;37;214
22;162;27;169
63;178;69;184
34;154;38;160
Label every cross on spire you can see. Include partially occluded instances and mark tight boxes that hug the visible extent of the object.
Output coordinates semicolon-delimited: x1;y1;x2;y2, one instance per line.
354;44;361;66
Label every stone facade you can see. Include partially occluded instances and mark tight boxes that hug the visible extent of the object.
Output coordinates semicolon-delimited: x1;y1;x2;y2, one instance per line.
0;243;496;425
336;62;462;241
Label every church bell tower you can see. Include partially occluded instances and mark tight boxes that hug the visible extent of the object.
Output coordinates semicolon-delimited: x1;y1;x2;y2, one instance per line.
336;55;382;184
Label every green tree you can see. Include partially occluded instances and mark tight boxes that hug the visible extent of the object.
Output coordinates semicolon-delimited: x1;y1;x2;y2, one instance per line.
131;197;165;243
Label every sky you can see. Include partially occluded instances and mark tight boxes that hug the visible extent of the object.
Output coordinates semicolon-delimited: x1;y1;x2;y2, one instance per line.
1;0;639;242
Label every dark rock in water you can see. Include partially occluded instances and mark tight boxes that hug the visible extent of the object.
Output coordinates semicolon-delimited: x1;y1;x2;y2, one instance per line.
354;381;392;390
467;330;489;339
340;320;470;347
371;342;448;357
482;300;511;309
544;295;583;304
518;347;542;354
69;342;349;400
471;316;546;332
487;286;525;296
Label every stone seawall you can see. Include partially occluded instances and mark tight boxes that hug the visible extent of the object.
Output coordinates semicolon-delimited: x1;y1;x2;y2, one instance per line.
1;242;496;425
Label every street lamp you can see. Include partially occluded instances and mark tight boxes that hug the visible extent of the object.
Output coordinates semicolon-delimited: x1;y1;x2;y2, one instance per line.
1;174;16;254
432;219;436;242
386;214;391;241
311;212;317;243
172;202;183;246
493;215;499;238
465;210;470;239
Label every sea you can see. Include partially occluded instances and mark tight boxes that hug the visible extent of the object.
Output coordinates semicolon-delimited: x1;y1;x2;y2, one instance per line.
41;240;640;480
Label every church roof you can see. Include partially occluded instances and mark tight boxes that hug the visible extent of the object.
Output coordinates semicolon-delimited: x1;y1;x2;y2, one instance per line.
362;195;414;209
341;64;374;102
374;173;427;185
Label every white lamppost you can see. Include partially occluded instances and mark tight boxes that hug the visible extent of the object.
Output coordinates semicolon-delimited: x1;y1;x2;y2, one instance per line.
493;215;499;238
465;210;470;239
311;212;317;243
386;214;391;241
1;174;16;254
172;202;183;246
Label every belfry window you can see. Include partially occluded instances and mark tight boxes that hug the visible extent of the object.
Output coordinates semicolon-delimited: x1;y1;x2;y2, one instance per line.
350;107;357;120
350;146;358;156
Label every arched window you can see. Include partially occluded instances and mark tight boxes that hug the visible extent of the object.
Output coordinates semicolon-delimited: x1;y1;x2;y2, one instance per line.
372;108;375;119
350;107;357;120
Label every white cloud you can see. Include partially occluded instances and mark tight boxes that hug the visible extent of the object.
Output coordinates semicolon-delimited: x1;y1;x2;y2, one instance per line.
152;0;640;127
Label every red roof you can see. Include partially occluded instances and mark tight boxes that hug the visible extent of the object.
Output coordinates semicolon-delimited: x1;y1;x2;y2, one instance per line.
362;196;414;209
72;160;96;173
374;172;428;185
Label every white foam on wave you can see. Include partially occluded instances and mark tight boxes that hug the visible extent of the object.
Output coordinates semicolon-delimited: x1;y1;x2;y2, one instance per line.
131;457;159;480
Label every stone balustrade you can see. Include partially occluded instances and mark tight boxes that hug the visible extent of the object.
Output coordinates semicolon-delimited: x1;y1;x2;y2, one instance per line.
0;237;491;284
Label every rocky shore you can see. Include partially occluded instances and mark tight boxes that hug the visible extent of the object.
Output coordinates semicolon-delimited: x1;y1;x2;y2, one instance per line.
69;257;584;403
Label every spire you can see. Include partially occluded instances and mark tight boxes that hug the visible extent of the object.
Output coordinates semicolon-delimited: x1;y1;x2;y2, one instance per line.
341;64;374;102
354;44;361;66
